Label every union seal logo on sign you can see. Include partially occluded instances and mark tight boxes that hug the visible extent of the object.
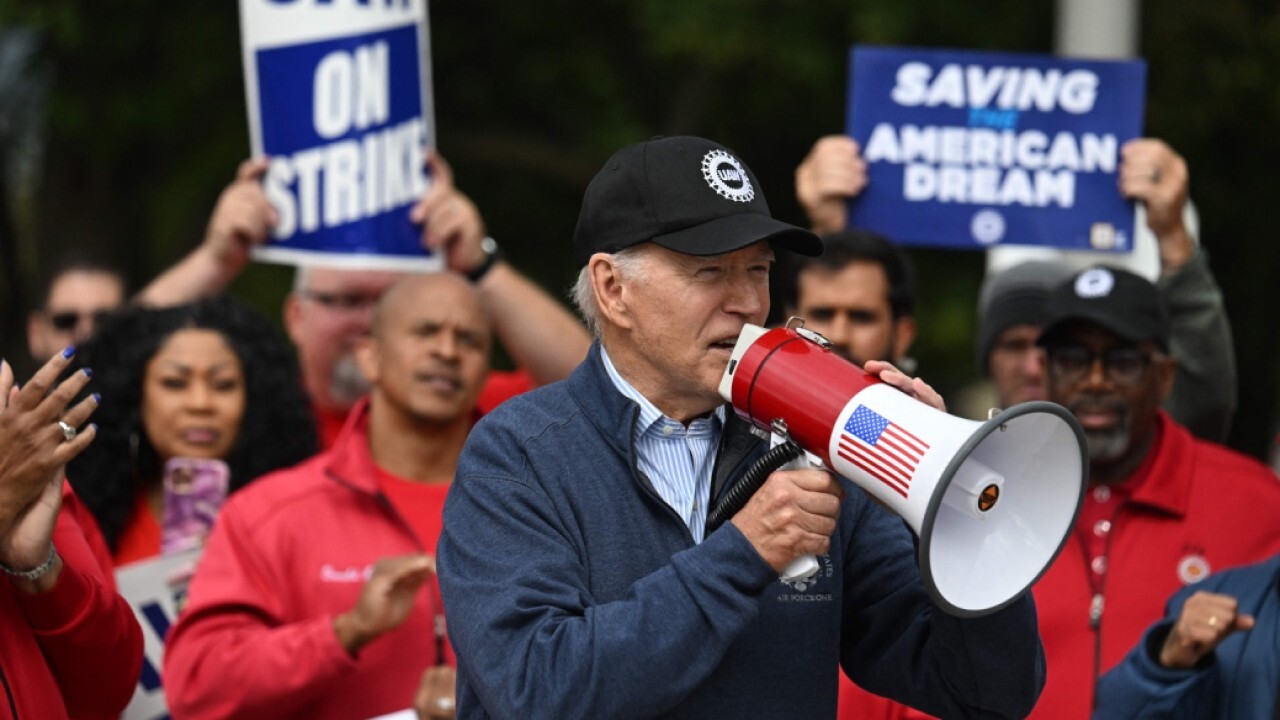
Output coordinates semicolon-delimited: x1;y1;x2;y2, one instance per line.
701;150;755;202
1075;267;1115;298
970;209;1006;245
1090;222;1118;250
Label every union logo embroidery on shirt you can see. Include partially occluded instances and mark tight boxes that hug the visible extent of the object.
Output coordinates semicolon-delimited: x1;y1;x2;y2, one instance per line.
1176;554;1211;585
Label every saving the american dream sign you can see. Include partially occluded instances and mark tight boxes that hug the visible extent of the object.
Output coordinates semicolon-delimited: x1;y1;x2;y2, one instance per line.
845;45;1146;253
240;0;438;269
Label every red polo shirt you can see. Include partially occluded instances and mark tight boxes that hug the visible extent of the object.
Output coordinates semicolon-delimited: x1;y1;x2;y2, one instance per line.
837;412;1280;720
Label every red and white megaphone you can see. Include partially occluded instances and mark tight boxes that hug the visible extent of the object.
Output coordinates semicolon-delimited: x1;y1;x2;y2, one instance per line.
718;322;1087;617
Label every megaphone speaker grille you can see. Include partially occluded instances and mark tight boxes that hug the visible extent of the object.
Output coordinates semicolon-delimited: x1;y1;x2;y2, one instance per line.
920;402;1087;617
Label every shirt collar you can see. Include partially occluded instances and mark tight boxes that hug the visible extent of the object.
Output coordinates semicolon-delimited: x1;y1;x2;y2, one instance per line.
599;347;725;440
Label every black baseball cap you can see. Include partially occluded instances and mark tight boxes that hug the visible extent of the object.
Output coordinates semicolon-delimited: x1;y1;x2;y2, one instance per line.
1037;266;1170;350
572;136;823;267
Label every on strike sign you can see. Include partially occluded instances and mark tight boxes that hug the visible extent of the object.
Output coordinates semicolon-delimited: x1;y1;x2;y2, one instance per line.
240;0;438;269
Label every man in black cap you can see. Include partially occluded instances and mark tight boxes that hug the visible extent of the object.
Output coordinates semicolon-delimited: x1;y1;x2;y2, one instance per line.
973;251;1235;444
438;136;1045;719
1027;265;1280;719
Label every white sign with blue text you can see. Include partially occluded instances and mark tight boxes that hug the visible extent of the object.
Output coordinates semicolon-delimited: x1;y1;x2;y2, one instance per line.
846;46;1146;252
117;549;203;720
240;0;437;269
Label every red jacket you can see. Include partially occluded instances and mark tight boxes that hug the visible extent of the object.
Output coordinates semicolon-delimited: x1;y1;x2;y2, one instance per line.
0;483;143;720
163;400;450;720
838;412;1280;720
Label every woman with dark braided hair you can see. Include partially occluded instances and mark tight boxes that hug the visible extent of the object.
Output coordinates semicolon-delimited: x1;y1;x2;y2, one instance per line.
67;294;317;565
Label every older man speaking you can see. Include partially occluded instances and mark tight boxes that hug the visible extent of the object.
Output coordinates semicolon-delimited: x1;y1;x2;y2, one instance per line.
439;136;1045;719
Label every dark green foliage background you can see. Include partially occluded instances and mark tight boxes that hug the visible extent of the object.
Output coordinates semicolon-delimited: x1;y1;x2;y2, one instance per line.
2;1;1278;458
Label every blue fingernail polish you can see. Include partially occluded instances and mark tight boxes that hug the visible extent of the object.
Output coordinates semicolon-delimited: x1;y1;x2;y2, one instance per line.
93;393;101;404
90;423;98;432
82;367;93;378
62;345;76;359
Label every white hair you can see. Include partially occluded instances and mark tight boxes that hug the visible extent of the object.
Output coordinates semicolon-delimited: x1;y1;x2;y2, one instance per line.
572;247;651;337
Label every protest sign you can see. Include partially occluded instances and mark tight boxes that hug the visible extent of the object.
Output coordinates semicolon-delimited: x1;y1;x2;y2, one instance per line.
846;45;1146;252
117;549;203;720
240;0;436;269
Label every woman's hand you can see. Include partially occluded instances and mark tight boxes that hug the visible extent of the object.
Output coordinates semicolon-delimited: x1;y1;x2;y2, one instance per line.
0;351;99;584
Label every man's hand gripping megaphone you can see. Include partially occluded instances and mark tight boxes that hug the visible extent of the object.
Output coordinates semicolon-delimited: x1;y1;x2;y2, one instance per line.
707;322;945;583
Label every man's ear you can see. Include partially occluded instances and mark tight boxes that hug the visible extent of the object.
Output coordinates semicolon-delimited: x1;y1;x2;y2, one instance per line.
283;292;305;346
892;315;917;362
589;253;635;331
355;336;379;386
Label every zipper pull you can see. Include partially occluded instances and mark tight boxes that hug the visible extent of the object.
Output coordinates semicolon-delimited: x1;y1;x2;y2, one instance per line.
1089;593;1104;629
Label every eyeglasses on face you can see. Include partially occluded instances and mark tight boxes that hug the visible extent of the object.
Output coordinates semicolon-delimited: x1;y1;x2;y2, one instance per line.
48;310;110;332
1045;344;1163;386
300;290;382;311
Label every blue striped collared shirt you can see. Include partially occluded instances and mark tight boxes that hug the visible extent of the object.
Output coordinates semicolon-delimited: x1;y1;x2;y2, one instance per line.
601;347;723;543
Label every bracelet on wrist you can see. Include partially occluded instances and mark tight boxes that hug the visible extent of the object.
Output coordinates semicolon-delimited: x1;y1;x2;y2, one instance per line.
465;237;504;283
0;543;57;582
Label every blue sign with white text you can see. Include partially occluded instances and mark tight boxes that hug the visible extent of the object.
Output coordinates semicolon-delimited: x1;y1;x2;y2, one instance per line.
845;46;1146;252
250;22;433;267
240;0;440;269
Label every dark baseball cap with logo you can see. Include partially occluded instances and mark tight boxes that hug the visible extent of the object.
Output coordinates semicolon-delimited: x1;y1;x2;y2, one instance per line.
1037;266;1171;350
572;136;823;267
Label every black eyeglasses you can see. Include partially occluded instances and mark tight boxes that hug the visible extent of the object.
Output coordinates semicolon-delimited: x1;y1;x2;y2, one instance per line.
301;290;382;311
1046;345;1163;386
48;310;109;332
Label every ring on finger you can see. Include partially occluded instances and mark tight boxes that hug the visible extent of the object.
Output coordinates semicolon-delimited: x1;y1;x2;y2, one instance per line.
1208;615;1219;628
57;420;77;442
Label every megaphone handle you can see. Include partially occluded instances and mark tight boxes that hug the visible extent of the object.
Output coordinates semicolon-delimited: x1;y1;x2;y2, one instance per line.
781;554;819;582
704;430;824;584
705;440;804;535
776;449;822;583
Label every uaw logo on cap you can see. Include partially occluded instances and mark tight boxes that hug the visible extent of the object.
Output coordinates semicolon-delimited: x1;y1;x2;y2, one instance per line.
1075;267;1115;299
701;150;755;203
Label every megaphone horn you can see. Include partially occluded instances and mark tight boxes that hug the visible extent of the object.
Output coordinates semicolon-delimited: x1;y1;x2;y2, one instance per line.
717;322;1087;617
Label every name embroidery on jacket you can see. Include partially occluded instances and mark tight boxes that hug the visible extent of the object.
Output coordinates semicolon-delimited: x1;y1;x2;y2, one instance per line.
320;564;374;583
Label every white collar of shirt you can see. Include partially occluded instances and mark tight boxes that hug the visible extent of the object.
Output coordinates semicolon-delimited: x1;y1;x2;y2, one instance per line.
600;347;723;542
599;347;725;441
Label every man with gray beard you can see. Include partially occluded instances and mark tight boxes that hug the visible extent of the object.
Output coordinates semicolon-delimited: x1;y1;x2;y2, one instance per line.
1014;265;1280;719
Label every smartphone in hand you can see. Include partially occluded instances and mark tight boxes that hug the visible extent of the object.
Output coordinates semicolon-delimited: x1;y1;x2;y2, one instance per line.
161;457;230;555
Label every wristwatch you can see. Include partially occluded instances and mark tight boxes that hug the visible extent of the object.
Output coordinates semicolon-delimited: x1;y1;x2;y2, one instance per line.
465;237;504;283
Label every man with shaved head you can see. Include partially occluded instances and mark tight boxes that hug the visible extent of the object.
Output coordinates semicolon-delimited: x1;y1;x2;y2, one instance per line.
140;153;590;448
164;273;485;720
